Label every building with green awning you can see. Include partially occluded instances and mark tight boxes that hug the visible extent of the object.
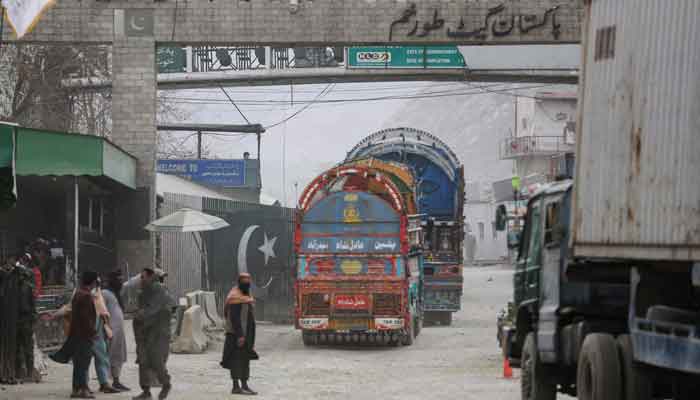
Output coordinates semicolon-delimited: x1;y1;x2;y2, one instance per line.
0;122;138;289
0;123;17;210
11;124;136;189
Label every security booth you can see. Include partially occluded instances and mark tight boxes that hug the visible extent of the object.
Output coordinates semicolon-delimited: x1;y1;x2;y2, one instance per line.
0;122;137;350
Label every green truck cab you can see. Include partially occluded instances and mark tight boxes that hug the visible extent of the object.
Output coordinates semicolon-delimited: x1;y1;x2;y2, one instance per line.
497;179;700;400
498;180;631;399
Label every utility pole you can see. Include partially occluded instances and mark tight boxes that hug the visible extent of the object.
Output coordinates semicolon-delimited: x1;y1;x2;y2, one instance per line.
256;131;262;190
197;130;202;159
294;182;299;207
513;96;518;137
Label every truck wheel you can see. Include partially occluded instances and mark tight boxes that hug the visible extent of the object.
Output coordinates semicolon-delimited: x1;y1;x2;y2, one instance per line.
415;313;423;336
440;311;453;326
521;333;556;400
423;312;437;326
577;333;622;400
617;335;652;400
302;331;315;346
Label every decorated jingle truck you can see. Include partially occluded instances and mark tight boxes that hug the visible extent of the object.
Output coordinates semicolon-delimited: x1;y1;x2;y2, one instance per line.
345;128;464;325
294;160;424;346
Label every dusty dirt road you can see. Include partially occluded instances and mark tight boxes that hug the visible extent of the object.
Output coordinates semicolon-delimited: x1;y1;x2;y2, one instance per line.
1;265;552;400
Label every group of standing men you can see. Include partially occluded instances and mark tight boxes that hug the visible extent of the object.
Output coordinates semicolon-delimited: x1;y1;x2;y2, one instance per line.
1;256;260;399
0;253;41;385
51;267;175;400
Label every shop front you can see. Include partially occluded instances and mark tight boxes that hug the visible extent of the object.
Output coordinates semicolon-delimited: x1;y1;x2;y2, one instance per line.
0;122;137;350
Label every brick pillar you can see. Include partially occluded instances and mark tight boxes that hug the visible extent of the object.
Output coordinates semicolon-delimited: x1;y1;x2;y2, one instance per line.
111;21;158;273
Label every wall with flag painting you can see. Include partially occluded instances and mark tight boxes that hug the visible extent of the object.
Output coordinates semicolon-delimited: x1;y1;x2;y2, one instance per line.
202;198;295;323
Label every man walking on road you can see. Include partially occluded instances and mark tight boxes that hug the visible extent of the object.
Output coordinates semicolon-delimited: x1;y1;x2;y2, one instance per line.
69;271;99;399
104;270;130;392
133;267;175;400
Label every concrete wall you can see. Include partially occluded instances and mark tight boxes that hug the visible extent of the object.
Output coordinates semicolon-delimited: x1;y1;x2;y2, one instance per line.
515;156;552;181
4;1;582;45
465;201;507;263
516;97;577;138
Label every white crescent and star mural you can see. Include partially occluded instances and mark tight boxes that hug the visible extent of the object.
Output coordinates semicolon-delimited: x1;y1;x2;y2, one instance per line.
237;225;278;274
205;210;291;305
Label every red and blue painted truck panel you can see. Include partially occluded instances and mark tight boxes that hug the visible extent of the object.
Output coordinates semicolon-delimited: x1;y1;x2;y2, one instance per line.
295;165;423;345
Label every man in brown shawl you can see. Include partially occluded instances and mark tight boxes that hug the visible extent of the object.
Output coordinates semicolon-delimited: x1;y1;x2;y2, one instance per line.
221;273;258;395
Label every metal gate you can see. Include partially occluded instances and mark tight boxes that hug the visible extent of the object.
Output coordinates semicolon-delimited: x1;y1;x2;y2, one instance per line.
202;198;296;323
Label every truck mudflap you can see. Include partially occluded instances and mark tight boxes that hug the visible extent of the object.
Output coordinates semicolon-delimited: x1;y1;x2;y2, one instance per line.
630;268;700;374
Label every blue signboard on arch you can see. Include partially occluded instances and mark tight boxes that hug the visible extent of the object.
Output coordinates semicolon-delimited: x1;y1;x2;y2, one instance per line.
157;159;246;187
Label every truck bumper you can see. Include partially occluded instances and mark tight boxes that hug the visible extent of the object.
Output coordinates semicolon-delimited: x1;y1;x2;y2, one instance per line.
631;318;700;374
298;317;405;333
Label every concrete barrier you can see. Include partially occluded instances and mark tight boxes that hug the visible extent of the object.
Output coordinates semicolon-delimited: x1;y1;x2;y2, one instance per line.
182;290;223;330
171;305;208;354
200;291;224;330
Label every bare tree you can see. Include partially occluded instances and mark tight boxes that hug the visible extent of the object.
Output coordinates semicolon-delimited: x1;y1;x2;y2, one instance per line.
1;43;200;160
156;91;212;159
0;44;111;136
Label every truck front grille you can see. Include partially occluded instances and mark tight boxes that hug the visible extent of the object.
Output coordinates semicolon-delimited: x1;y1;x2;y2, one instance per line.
373;293;400;315
302;293;330;316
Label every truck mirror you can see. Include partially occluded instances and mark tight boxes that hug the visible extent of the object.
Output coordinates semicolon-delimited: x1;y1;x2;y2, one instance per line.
552;224;566;243
495;205;507;231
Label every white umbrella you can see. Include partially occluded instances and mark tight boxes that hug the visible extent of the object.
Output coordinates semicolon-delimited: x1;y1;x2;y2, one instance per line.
145;208;229;290
145;208;229;233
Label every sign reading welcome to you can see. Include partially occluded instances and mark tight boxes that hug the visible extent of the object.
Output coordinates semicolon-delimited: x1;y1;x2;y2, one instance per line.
157;159;246;187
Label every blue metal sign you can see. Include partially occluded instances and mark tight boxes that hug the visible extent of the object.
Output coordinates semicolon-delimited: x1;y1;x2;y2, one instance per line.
157;159;246;187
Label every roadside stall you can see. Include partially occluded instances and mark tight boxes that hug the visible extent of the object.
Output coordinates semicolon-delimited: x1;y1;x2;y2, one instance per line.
0;122;137;351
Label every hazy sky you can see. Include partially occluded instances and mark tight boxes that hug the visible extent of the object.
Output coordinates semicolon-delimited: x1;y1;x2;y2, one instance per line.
162;81;573;206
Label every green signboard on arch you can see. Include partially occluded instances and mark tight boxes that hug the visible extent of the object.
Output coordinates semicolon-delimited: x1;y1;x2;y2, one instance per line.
347;46;465;69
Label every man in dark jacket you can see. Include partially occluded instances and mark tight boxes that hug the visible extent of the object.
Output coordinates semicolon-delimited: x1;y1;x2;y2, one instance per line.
0;255;21;384
15;256;37;383
70;271;99;399
133;268;175;400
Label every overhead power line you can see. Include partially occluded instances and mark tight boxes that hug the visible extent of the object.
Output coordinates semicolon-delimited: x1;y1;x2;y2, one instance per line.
264;84;334;130
219;85;252;124
162;83;555;107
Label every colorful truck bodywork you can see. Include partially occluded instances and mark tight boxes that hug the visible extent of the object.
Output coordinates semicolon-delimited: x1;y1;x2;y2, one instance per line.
295;163;423;345
345;128;464;325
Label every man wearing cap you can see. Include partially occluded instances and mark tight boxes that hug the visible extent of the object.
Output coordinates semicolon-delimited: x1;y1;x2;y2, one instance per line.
132;267;175;400
124;268;167;389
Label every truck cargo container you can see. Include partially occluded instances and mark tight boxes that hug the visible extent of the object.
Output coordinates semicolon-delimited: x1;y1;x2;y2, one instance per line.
498;1;700;399
346;128;464;325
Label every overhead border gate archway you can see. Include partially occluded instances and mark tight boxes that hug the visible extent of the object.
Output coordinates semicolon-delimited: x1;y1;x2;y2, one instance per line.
1;0;582;274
